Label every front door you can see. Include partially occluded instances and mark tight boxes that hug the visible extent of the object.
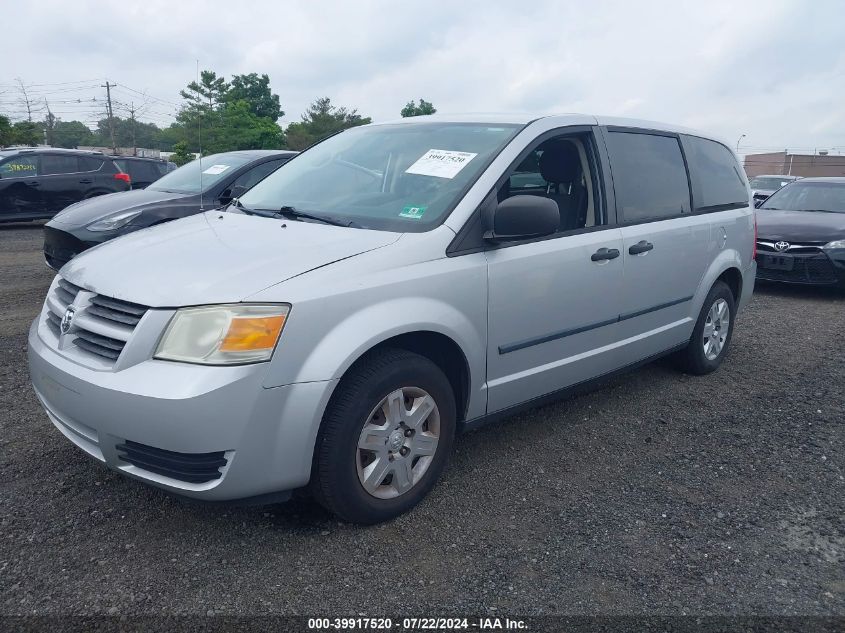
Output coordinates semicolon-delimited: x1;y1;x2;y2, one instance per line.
484;130;626;413
0;155;42;219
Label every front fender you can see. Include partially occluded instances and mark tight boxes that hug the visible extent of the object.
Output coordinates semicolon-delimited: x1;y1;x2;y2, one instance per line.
259;252;490;421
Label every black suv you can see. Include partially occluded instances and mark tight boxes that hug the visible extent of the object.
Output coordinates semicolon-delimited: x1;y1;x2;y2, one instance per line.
112;156;175;189
0;148;130;222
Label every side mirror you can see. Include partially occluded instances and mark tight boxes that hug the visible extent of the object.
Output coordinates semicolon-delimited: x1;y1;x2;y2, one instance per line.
484;195;560;242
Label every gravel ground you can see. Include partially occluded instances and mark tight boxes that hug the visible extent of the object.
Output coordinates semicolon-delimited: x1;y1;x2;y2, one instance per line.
0;224;843;618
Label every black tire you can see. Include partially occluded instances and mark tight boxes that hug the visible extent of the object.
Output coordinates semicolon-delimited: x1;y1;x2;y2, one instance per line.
312;348;456;524
676;281;736;375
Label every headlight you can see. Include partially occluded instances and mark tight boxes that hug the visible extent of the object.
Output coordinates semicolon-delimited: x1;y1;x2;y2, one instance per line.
155;304;290;365
823;240;845;250
87;209;143;232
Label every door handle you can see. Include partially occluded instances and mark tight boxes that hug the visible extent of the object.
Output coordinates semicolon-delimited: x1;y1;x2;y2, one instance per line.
628;240;654;255
591;247;621;262
25;181;41;187
78;179;93;184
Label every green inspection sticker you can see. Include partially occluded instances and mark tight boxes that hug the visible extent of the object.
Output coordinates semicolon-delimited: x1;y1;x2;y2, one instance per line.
399;205;427;219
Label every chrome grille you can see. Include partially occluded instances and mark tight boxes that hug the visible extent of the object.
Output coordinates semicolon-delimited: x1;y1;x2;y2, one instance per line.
44;276;149;365
87;295;147;326
756;240;825;254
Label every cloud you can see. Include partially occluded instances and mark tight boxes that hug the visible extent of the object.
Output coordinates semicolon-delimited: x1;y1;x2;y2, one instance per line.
2;0;844;153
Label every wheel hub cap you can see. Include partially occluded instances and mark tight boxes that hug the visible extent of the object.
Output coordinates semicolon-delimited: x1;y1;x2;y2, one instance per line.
388;430;404;451
356;386;441;500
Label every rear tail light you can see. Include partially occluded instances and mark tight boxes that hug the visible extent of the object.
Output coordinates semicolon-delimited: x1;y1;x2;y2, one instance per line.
114;172;131;184
752;211;757;261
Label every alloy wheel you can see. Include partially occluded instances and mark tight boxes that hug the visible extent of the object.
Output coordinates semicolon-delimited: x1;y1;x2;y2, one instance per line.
702;298;730;361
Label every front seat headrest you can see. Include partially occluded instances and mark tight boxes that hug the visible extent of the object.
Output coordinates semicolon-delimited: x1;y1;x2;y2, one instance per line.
539;141;581;184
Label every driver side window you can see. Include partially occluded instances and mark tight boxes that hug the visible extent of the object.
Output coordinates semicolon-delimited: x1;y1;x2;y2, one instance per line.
497;133;600;233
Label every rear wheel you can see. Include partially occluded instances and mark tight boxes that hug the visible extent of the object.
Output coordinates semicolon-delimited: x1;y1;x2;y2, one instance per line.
676;281;735;375
312;348;456;524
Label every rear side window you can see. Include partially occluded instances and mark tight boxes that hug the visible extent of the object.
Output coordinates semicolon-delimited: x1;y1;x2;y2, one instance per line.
41;155;79;175
605;131;691;222
682;135;748;211
78;157;104;172
0;155;39;177
229;159;285;191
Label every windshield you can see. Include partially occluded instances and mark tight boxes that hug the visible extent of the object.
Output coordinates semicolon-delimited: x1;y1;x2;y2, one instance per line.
761;181;845;213
750;176;795;190
238;122;521;231
149;153;251;194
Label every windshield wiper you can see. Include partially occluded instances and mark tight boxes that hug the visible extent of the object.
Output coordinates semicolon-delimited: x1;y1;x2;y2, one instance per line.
233;200;356;226
275;205;352;227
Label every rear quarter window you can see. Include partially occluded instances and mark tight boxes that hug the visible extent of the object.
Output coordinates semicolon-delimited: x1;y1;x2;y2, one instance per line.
78;156;104;172
682;135;748;211
604;131;691;222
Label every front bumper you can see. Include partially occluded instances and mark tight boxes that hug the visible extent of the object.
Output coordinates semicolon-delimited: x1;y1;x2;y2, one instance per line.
43;225;100;271
28;319;337;501
755;249;845;287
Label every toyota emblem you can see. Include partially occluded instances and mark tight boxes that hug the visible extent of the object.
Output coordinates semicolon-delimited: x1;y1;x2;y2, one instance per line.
774;241;790;252
60;307;75;334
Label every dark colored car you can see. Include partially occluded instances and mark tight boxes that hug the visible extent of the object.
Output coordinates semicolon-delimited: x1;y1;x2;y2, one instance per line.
0;148;130;222
755;177;845;287
43;150;296;270
749;174;801;206
112;156;174;189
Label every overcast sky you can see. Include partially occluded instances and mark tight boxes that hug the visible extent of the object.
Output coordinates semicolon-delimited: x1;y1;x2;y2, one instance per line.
2;0;844;154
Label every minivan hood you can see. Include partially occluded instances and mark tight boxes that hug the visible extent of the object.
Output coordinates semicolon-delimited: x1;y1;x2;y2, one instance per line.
48;188;192;228
756;209;845;243
61;212;401;306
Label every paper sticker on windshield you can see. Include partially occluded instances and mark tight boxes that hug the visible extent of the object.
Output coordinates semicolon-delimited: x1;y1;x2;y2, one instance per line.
202;164;230;175
405;149;478;179
399;205;427;219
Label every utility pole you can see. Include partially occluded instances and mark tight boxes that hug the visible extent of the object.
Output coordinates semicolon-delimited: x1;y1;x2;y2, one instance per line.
128;101;137;156
102;81;117;153
15;78;33;122
44;100;55;146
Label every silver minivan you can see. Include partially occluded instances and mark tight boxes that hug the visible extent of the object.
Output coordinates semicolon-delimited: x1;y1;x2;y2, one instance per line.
28;115;756;523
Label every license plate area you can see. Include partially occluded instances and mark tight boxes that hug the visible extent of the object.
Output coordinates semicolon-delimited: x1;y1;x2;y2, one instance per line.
759;254;794;270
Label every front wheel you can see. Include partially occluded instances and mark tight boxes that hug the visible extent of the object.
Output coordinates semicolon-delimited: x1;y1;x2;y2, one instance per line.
676;281;735;375
312;348;456;524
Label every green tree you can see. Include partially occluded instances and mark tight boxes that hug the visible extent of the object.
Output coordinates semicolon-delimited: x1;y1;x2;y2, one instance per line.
180;70;229;114
10;121;40;146
201;100;284;152
170;141;194;166
52;120;96;148
0;115;13;146
226;73;283;122
285;97;372;150
400;98;437;117
93;117;161;150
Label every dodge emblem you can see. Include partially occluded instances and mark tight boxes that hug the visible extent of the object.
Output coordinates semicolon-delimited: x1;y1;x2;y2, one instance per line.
60;307;75;334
